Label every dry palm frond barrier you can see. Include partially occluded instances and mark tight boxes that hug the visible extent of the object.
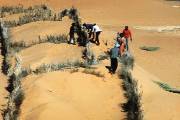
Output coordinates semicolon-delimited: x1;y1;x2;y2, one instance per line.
119;53;144;120
0;5;50;17
0;5;26;17
0;20;11;74
82;69;104;78
1;5;59;27
97;53;109;61
154;81;180;94
0;21;29;120
10;34;68;52
32;61;89;74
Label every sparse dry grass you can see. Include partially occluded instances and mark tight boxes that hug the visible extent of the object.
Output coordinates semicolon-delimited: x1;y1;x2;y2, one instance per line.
97;53;109;61
9;34;68;52
120;53;134;69
0;5;26;17
2;5;56;27
82;69;104;77
70;68;79;73
46;34;68;44
33;61;86;74
140;46;160;51
154;81;180;93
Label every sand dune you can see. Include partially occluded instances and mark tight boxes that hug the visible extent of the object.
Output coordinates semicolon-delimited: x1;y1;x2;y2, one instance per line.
1;0;180;25
10;19;71;44
19;43;84;70
134;26;180;32
131;30;180;87
20;71;125;120
0;0;180;120
132;64;180;120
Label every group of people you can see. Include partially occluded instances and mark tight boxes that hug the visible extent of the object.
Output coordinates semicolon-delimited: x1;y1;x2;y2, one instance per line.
69;23;132;74
69;22;102;46
109;26;132;74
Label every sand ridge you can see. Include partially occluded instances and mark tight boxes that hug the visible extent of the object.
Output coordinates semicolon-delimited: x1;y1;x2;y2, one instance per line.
0;0;180;119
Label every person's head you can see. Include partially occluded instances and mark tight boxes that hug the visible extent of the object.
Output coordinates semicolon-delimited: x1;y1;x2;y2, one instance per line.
72;23;75;26
119;32;124;38
115;43;120;48
83;23;86;27
125;26;128;30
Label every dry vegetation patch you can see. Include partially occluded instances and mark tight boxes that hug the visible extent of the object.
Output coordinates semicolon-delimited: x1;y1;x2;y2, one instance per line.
140;46;160;51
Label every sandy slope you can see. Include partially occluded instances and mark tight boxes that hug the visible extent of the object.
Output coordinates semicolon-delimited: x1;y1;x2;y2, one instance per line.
10;18;71;44
1;0;180;26
0;0;180;119
20;71;125;120
18;43;84;70
131;30;180;87
132;64;180;120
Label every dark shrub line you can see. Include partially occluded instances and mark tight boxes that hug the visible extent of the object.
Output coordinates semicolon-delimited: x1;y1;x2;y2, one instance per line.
119;54;143;120
0;21;27;120
0;4;51;17
0;21;11;74
0;5;26;17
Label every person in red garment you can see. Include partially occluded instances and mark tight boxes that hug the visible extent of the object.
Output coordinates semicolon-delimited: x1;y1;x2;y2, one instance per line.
117;33;126;56
122;26;132;51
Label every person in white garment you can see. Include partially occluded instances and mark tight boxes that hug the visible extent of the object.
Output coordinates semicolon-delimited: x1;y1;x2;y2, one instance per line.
92;24;102;45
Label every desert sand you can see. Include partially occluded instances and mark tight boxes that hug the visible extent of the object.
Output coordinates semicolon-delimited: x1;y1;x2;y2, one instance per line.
0;0;180;120
20;69;125;120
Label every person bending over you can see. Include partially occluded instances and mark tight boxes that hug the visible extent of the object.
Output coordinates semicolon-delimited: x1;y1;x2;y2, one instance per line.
92;24;102;45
